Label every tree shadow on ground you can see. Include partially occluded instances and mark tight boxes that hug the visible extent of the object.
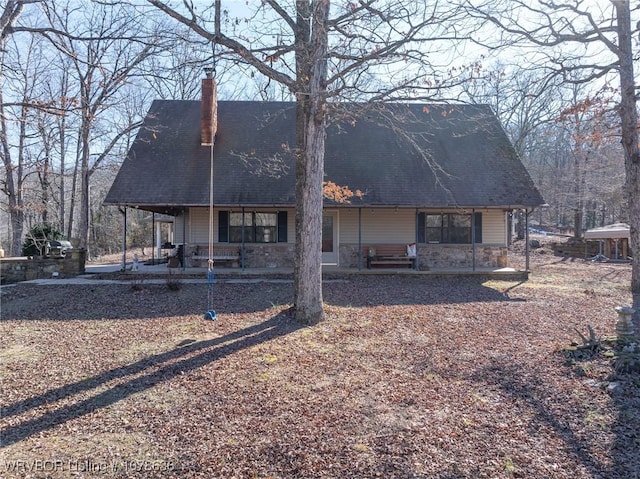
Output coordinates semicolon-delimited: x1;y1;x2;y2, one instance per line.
2;276;525;321
469;361;638;479
1;310;301;447
0;282;295;320
323;275;526;307
607;371;640;478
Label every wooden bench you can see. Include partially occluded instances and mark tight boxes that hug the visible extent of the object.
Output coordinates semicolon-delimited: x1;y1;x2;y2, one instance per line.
364;244;415;269
189;245;241;268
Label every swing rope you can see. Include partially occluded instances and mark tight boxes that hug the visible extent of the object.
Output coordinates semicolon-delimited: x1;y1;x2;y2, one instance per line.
205;125;215;318
205;102;216;320
204;44;217;321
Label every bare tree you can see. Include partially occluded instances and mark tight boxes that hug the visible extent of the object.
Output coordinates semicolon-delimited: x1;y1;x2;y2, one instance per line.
143;27;265;102
146;0;475;324
462;65;565;238
144;28;212;101
45;62;75;236
0;1;43;47
1;1;176;256
614;1;640;320
554;87;622;237
37;1;169;254
466;0;640;322
0;31;49;255
0;76;25;256
0;0;48;255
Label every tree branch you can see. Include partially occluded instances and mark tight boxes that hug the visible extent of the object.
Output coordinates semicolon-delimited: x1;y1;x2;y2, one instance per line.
145;0;296;91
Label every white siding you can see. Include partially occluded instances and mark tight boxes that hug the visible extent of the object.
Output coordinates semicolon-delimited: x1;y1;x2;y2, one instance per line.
189;208;209;244
480;210;506;245
340;208;507;245
185;207;506;246
340;208;416;244
174;212;186;243
338;209;358;243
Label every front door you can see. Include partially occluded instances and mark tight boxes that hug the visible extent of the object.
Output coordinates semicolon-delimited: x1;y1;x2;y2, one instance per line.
322;212;338;264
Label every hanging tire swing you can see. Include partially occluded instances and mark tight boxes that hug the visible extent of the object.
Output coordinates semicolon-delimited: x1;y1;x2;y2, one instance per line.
205;259;217;321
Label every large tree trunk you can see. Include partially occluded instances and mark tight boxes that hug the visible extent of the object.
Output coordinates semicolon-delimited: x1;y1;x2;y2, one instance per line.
292;0;329;325
76;118;91;252
614;1;640;324
66;153;78;240
58;74;68;235
59;121;66;234
38;115;51;225
294;104;325;325
0;94;19;256
79;164;90;251
0;88;27;256
573;209;583;239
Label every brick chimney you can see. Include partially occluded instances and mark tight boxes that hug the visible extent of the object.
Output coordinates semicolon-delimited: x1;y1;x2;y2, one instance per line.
201;70;217;146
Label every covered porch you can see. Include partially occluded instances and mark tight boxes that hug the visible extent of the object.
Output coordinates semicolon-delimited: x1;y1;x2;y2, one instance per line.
117;204;537;274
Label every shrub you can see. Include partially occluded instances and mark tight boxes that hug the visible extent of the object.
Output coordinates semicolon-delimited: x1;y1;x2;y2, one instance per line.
22;224;65;257
166;273;182;291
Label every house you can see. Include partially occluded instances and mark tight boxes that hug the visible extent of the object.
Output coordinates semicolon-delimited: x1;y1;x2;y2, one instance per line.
104;78;544;270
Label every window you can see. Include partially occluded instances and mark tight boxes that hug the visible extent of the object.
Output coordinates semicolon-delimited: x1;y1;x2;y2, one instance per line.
425;214;443;243
418;212;482;244
448;214;471;243
219;211;287;243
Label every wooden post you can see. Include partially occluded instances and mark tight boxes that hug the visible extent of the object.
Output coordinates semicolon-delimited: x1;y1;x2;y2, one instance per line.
357;207;362;271
472;208;476;272
121;207;127;272
525;209;530;272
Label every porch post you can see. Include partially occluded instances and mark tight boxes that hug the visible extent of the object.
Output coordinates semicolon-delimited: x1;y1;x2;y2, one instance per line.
182;207;186;271
358;207;362;271
121;207;127;272
525;209;530;272
156;220;161;263
414;208;419;271
472;208;476;272
152;212;156;265
241;207;246;271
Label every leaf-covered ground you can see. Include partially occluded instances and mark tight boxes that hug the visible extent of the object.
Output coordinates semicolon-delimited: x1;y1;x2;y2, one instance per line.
1;248;638;478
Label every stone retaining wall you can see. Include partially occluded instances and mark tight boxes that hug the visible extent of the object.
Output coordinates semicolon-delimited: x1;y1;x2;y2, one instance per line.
0;250;86;284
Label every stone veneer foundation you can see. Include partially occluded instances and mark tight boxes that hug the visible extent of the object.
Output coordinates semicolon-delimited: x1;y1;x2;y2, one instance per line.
237;243;296;269
195;243;506;270
339;244;507;270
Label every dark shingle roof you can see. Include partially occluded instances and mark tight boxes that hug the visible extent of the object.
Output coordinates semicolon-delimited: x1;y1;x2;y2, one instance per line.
104;101;544;213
